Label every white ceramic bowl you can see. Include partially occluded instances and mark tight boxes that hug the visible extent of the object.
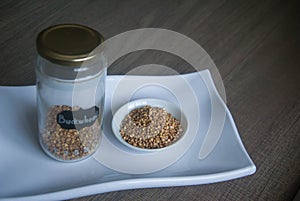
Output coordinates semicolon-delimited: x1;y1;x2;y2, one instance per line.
111;98;188;152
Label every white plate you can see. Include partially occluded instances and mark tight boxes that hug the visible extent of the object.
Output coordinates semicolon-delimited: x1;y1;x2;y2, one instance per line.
0;70;256;201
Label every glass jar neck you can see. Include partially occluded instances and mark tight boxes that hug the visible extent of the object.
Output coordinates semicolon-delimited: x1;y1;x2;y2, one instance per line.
36;54;107;83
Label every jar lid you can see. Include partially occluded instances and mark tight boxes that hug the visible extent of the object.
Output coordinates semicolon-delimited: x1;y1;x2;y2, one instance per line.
37;24;104;66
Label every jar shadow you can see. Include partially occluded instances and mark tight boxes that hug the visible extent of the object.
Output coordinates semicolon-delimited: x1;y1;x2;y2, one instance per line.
1;90;45;159
23;104;42;152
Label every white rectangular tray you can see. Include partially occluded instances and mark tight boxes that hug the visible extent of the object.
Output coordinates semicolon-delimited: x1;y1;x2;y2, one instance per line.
0;70;255;201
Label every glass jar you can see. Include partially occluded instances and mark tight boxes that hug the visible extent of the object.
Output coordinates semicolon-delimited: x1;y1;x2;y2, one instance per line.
36;24;106;162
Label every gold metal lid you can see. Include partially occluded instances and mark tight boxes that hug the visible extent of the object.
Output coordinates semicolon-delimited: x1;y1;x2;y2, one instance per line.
37;24;104;66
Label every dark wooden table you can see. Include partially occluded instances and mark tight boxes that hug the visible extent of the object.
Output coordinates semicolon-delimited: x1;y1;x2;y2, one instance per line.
1;0;300;200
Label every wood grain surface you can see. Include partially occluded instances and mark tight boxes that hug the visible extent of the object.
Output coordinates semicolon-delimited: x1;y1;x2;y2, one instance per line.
1;0;300;200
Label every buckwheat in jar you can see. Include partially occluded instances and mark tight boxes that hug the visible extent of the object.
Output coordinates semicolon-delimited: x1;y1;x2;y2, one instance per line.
36;24;106;162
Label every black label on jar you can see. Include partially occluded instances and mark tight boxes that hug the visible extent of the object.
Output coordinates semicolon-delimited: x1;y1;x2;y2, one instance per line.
57;106;100;130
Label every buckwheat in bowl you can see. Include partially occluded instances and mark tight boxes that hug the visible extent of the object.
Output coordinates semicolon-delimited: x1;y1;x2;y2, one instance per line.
112;98;188;152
